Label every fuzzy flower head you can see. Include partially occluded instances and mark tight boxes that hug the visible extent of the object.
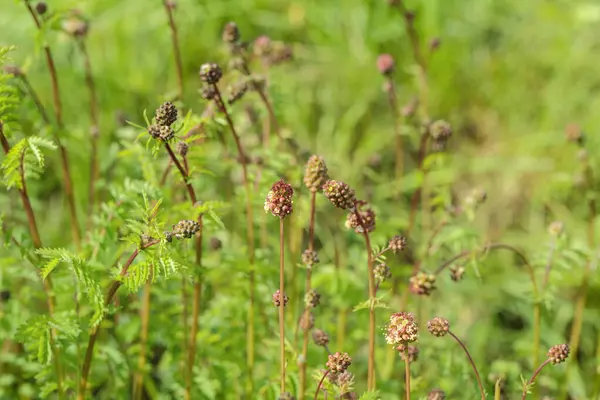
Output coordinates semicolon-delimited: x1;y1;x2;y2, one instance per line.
430;120;452;141
322;180;356;210
312;329;329;347
397;344;419;363
428;389;446;400
345;202;376;234
155;101;178;127
374;263;392;284
304;289;321;308
171;220;200;239
222;22;240;44
264;179;294;219
427;317;450;337
302;249;319;267
409;272;437;296
326;352;352;374
389;235;407;253
199;63;223;85
148;124;175;142
385;312;418;345
376;54;395;76
303;155;329;192
547;344;570;364
272;290;288;307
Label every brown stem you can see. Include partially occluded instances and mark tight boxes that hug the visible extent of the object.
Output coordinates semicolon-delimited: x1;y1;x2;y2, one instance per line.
404;347;411;400
164;143;197;203
78;240;160;400
448;331;485;400
24;0;81;250
133;280;151;400
313;370;330;400
211;84;257;392
76;39;100;231
162;0;184;100
299;191;317;398
521;359;551;399
279;218;286;393
0;127;64;398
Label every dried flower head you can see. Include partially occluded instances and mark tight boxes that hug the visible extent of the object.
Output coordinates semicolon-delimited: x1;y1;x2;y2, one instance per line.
210;237;222;250
428;388;446;400
264;179;294;219
397;344;419;363
176;141;188;157
389;235;407;253
548;221;564;237
222;22;240;44
300;311;315;330
326;352;352;374
322;180;356;210
409;272;437;296
345;204;376;234
302;249;319;267
148;124;175;142
312;329;329;347
155;101;178;127
449;265;465;282
171;220;200;239
430;120;452;141
385;312;418;345
303;155;329;192
565;123;583;144
199;63;223;85
35;2;47;15
278;392;296;400
272;289;289;307
547;344;570;365
376;54;395;76
374;263;392;284
304;289;321;308
427;317;450;337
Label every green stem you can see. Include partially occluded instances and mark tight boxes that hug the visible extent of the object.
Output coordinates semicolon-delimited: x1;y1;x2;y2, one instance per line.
521;359;550;399
279;219;286;393
448;331;485;400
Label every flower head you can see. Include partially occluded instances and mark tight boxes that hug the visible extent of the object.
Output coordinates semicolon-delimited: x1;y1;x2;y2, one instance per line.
389;235;407;253
199;63;223;85
326;352;352;374
155;101;178;127
397;344;419;363
264;179;294;219
171;220;200;239
302;249;319;267
427;317;450;337
322;180;356;210
312;329;329;347
449;265;465;282
303;155;329;192
409;272;437;296
304;289;321;308
547;344;570;364
272;290;288;307
345;203;376;234
222;22;240;44
374;263;392;284
376;54;395;76
385;312;418;345
428;389;446;400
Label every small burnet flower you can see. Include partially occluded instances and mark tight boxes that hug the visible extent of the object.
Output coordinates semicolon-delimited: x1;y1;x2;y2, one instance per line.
548;221;564;237
254;35;272;57
389;235;407;253
376;54;395;76
322;180;356;210
301;249;319;267
331;370;354;387
155;101;178;127
312;329;329;347
430;120;452;141
272;289;288;307
199;63;223;85
374;263;392;284
326;352;352;374
227;81;248;105
449;265;465;282
385;312;418;345
427;317;450;337
148;124;175;142
264;179;294;219
345;204;376;234
300;311;315;330
200;85;216;100
222;22;240;44
35;2;47;15
409;272;437;296
547;344;570;365
278;392;296;400
303;155;329;192
397;344;419;363
428;388;446;400
304;289;321;308
210;237;222;250
565;123;583;144
176;141;188;157
172;220;200;239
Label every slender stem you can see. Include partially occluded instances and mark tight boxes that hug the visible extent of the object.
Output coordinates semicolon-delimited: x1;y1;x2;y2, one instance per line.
0;127;64;398
404;347;411;400
279;219;286;393
211;85;257;393
133;280;151;400
407;131;429;235
313;370;330;400
541;238;556;291
448;331;485;400
78;240;159;400
162;0;183;100
19;75;51;124
521;359;551;399
299;191;317;398
494;378;502;400
24;0;81;249
76;39;100;230
163;143;197;203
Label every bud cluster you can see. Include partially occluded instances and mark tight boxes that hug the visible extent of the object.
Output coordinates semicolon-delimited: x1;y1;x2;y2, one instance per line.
409;272;437;296
264;179;294;219
326;352;352;374
427;317;450;337
322;180;356;210
303;155;329;192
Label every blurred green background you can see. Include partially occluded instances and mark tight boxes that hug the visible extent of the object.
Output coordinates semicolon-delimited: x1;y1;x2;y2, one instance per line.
2;0;600;399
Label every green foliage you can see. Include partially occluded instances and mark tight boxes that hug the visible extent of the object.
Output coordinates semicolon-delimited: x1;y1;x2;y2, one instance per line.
1;136;56;189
